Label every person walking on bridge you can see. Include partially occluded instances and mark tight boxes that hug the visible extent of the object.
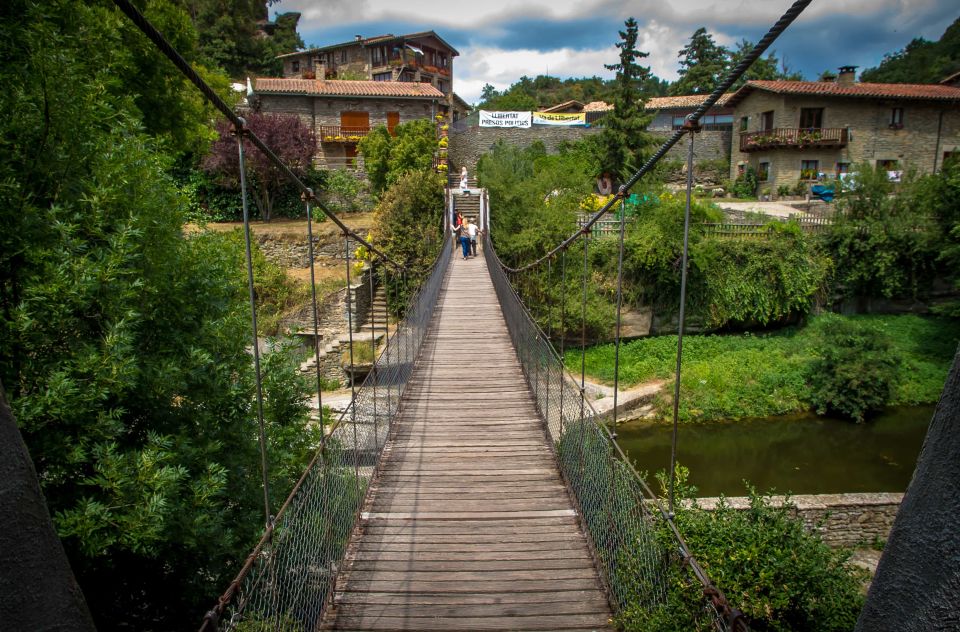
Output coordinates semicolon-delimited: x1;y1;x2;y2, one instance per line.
453;216;472;259
467;217;479;256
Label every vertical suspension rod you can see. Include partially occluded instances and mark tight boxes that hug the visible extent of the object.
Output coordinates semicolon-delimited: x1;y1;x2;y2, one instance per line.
669;128;697;515
237;131;271;528
305;195;325;428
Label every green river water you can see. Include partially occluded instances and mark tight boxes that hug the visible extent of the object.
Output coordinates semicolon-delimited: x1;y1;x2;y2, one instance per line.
614;405;935;497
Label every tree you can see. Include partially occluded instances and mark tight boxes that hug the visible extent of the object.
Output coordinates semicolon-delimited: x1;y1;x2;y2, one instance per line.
669;27;729;95
0;2;317;627
357;118;437;195
727;39;803;88
203;112;316;221
598;18;656;180
860;17;960;84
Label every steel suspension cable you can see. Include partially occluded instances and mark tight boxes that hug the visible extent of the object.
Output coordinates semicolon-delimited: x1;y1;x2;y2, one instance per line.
502;0;814;274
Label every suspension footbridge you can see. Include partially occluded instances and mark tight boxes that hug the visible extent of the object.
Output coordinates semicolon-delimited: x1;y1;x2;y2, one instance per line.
320;255;611;631
96;2;826;630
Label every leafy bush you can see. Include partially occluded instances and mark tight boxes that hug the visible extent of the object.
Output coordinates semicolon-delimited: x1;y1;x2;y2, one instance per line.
689;223;831;328
807;315;900;422
820;162;943;300
358;119;437;195
319;168;369;213
367;170;445;310
732;166;759;198
622;469;866;631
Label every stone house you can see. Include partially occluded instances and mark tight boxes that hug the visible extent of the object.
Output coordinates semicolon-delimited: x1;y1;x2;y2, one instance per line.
275;31;467;120
726;68;960;190
251;78;445;168
644;94;735;166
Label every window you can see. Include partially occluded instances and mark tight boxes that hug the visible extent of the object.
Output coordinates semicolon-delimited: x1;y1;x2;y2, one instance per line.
671;113;734;130
740;116;748;132
800;159;819;180
890;107;904;129
340;49;347;63
438;80;447;93
399;71;415;82
757;161;770;181
372;46;385;66
761;110;774;131
836;161;851;176
373;72;392;81
799;107;823;129
291;60;300;73
877;159;899;170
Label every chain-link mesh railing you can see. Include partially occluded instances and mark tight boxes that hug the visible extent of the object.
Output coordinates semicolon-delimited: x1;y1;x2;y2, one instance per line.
200;236;452;632
485;238;746;631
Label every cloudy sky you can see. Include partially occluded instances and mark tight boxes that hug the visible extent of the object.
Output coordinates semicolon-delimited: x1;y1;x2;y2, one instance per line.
274;0;958;104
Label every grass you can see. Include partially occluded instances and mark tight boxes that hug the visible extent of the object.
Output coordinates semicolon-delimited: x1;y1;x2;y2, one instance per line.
565;314;960;422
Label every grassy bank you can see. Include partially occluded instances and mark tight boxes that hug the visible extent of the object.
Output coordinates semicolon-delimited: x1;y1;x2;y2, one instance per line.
564;314;960;422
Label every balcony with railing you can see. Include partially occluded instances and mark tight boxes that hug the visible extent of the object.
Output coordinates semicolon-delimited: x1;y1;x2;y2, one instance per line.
740;127;848;152
319;126;371;143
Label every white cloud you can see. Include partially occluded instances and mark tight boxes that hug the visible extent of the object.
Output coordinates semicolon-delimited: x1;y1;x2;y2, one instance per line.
454;45;619;103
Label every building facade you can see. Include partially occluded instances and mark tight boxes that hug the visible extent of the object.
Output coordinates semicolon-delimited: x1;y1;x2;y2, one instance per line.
276;31;465;119
251;78;445;168
727;70;960;189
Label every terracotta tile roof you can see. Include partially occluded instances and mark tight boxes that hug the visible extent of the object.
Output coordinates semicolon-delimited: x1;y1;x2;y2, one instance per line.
254;78;445;99
645;93;734;110
727;80;960;106
540;100;585;113
276;30;459;59
583;101;613;112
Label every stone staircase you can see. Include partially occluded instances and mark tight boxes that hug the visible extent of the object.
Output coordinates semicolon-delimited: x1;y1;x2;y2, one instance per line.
299;284;390;381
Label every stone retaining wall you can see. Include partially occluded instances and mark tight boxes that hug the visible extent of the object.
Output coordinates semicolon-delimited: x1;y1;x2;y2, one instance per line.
447;126;731;184
696;492;902;548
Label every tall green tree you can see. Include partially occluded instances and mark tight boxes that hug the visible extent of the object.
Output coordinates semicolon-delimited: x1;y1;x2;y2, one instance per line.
0;1;317;628
860;17;960;84
358;118;438;195
598;17;656;180
669;27;729;95
727;39;803;88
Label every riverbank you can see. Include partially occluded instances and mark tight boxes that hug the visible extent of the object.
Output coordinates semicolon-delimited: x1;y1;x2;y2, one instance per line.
564;313;959;422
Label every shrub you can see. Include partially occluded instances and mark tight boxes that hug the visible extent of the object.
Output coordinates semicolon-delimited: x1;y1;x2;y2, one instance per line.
807;315;900;422
620;469;866;631
820;162;942;300
319;169;369;213
732;166;759;198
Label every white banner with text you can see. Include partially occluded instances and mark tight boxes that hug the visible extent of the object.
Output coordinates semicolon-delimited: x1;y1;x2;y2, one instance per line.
479;110;532;128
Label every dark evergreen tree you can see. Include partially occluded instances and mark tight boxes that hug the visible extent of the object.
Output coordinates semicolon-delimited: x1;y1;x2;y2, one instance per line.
598;17;655;180
670;27;729;95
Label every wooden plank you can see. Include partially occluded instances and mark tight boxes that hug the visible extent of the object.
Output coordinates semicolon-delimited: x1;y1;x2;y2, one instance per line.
323;255;610;631
323;613;609;631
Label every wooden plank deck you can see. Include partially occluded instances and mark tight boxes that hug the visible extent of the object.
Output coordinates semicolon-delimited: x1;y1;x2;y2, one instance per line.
322;253;611;631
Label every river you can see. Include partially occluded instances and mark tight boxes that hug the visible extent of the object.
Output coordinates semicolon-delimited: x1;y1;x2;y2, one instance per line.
614;405;934;497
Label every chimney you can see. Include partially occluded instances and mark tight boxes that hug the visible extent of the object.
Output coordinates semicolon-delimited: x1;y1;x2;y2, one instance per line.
837;65;857;86
355;34;362;42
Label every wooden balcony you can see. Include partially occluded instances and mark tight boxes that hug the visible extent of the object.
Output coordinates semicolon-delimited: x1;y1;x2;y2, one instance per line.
319;126;371;143
740;128;848;152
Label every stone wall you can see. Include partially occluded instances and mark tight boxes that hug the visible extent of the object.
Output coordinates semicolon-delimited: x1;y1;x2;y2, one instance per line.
447;125;730;182
697;492;902;548
448;126;601;174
